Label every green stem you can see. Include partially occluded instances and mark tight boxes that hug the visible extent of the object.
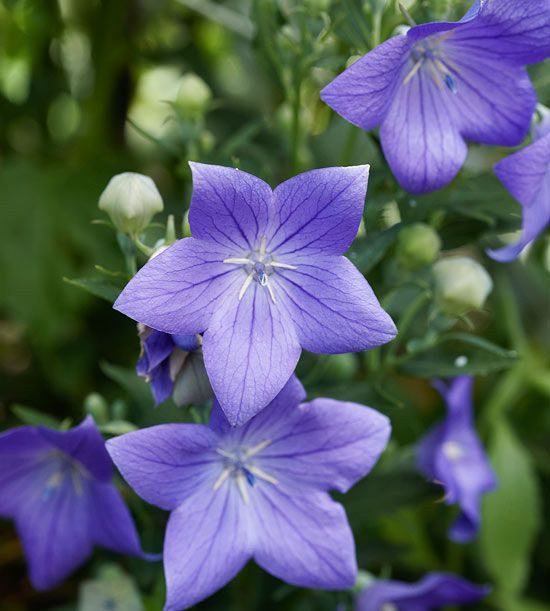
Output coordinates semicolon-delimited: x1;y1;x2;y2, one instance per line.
479;365;525;434
132;234;154;257
386;291;431;366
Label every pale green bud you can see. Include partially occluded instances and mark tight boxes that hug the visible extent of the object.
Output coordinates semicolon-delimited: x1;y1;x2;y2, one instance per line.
99;172;163;235
83;393;109;424
397;223;441;270
433;256;493;314
175;73;212;117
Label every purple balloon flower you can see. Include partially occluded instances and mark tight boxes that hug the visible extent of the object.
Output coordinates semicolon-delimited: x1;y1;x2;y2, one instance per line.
136;325;210;406
107;376;391;610
0;417;149;590
321;0;550;194
488;114;550;261
356;572;489;611
417;376;497;542
114;163;396;425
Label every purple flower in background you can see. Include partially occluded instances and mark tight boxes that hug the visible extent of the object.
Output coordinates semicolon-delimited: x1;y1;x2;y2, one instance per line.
488;114;550;262
356;572;489;611
0;417;149;590
136;325;211;406
417;376;497;542
321;0;550;194
114;163;396;425
107;376;391;610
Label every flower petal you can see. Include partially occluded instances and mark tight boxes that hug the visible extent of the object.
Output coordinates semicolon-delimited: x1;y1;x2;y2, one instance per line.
277;255;396;353
38;416;113;482
107;424;219;511
258;398;391;494
443;48;536;146
203;284;301;426
251;486;356;590
114;238;239;335
448;0;550;65
88;480;150;558
320;36;410;131
269;166;370;256
164;484;252;610
489;133;550;262
188;162;272;251
357;572;489;611
0;428;53;517
380;69;467;193
16;477;93;590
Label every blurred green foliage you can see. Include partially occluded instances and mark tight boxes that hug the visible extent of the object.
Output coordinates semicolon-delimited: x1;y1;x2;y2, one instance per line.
0;1;549;610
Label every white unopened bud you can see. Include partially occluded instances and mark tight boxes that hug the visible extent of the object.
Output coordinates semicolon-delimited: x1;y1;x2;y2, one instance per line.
175;73;212;118
99;172;163;235
433;256;493;314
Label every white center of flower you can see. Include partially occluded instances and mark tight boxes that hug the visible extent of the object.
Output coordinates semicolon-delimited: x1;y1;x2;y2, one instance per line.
213;438;278;504
42;453;89;500
405;32;458;93
223;236;297;304
381;604;398;611
442;440;464;461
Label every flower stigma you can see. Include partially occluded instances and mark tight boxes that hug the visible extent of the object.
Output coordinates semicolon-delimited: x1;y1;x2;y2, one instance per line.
404;32;459;93
223;237;297;304
213;438;278;504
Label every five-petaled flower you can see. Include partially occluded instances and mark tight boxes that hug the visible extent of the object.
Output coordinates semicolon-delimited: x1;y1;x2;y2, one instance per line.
488;113;550;262
114;162;396;425
417;376;497;542
0;417;150;590
107;376;391;610
321;0;550;193
356;572;489;611
136;325;211;406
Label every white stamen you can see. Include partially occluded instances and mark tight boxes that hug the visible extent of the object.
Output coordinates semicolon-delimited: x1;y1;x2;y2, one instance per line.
216;448;236;459
265;276;277;304
236;472;250;504
242;439;272;458
248;466;278;485
213;467;231;491
238;272;254;300
270;261;298;270
223;257;254;265
260;236;267;257
403;58;424;85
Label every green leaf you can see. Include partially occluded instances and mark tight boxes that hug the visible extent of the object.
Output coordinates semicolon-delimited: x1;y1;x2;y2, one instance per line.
347;224;400;274
11;404;60;428
63;276;122;303
398;334;518;377
480;420;542;602
100;361;153;410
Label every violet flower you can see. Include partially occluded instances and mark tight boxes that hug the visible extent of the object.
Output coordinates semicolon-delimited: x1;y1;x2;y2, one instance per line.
107;376;391;610
356;572;489;611
114;163;396;425
488;114;550;262
136;325;211;406
0;417;149;590
417;376;497;542
321;0;550;193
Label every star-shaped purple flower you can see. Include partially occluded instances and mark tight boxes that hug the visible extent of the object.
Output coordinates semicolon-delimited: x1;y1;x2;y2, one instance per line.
114;163;396;425
488;114;550;261
0;417;149;590
107;376;391;610
417;376;497;542
356;572;490;611
321;0;550;193
136;325;210;406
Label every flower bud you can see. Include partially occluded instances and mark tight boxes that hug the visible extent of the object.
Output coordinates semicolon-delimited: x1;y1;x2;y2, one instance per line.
83;392;109;424
99;172;163;235
396;223;441;270
175;73;212;118
433;256;493;314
